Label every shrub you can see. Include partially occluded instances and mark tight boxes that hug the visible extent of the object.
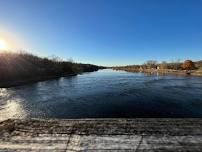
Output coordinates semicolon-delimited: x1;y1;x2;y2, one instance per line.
182;60;195;70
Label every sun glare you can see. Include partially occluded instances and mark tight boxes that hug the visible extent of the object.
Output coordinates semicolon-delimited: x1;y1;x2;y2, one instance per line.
0;38;8;50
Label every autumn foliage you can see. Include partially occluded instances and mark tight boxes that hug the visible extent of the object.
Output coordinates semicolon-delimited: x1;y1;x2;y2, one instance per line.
182;60;195;70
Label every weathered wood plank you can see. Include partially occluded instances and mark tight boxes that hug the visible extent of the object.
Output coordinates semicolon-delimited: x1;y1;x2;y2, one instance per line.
0;119;202;151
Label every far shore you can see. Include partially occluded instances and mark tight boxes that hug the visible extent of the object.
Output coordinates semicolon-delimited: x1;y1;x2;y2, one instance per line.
113;68;202;77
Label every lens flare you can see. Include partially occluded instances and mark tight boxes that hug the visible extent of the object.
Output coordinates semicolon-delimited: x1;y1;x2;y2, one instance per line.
0;38;7;50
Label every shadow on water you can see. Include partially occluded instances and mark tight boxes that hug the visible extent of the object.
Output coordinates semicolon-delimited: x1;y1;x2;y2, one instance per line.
1;69;202;119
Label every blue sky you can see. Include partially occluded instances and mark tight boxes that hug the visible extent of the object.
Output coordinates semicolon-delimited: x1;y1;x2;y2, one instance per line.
0;0;202;66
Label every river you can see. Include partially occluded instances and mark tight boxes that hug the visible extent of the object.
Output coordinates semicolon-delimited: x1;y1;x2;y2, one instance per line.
1;69;202;121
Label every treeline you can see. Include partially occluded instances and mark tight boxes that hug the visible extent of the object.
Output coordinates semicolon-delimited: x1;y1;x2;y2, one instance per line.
0;52;105;82
114;60;202;72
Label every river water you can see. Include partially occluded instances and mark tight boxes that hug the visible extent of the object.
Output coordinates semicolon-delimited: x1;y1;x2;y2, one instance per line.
1;69;202;120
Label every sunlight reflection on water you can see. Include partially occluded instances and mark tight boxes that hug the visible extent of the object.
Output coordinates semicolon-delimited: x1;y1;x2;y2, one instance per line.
0;89;26;121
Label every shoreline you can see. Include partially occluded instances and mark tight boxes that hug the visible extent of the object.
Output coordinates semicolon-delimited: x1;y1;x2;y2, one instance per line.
0;53;104;88
1;69;202;88
0;68;104;88
114;68;202;77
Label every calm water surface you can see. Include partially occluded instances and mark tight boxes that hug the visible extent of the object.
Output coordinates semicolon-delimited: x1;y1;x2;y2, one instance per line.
1;69;202;121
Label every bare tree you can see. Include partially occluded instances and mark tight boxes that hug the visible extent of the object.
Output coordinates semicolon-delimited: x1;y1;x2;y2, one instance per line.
160;61;168;69
146;60;157;69
49;55;62;62
67;58;74;63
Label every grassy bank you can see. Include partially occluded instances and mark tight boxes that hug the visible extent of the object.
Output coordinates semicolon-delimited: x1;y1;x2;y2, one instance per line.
0;52;105;88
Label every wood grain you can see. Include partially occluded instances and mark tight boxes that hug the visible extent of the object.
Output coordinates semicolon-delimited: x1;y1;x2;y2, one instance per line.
0;119;202;151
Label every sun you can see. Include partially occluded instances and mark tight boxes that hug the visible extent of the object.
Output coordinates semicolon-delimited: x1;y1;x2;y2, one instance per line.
0;38;8;50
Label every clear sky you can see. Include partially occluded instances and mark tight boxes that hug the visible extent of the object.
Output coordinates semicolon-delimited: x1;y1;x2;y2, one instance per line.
0;0;202;66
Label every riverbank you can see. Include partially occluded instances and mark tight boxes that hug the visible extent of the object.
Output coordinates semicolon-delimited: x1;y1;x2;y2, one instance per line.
0;52;104;88
0;71;103;88
0;118;202;151
114;67;202;77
